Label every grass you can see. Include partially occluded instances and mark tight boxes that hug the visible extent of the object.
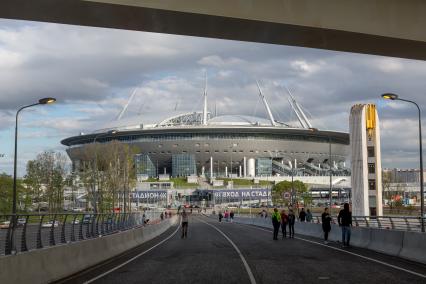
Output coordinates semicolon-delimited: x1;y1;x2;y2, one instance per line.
221;178;274;187
170;177;198;188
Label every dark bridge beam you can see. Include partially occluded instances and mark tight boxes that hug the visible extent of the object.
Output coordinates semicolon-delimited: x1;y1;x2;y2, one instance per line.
1;0;426;60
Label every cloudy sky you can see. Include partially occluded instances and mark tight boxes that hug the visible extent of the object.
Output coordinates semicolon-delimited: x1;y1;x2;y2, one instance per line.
1;18;426;176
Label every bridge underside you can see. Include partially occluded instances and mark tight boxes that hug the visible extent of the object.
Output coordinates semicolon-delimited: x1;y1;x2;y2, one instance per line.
1;0;426;60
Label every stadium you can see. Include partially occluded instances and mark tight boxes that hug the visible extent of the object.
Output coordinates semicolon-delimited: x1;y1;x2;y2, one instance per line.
61;84;350;181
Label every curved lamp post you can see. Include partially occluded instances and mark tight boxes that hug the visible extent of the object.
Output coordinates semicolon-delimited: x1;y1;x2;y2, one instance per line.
382;93;424;232
9;97;56;253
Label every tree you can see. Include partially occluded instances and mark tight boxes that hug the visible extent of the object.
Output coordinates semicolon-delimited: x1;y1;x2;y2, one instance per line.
0;173;25;214
25;151;70;212
272;180;310;208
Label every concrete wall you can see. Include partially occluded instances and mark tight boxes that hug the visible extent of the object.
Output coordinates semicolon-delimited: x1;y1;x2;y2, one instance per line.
0;216;178;284
232;216;426;264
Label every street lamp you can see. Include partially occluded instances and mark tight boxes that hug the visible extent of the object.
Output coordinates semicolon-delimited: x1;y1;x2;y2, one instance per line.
381;93;424;232
9;97;56;254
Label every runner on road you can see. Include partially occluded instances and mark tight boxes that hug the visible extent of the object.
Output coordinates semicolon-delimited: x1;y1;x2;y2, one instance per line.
181;208;189;239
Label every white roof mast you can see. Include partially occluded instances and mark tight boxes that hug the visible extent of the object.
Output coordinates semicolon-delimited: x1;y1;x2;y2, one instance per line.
202;72;208;125
285;85;313;129
256;80;276;126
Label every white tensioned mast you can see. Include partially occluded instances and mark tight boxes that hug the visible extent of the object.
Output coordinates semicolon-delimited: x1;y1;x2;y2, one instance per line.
285;86;312;129
202;73;208;125
116;88;138;120
256;80;276;126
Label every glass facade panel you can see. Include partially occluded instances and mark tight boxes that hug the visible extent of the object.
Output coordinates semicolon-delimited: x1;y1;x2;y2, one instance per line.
135;154;157;178
256;158;272;176
172;154;196;177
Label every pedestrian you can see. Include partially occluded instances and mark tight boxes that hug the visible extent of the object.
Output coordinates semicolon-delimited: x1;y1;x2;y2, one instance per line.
306;209;313;222
160;212;164;220
280;209;288;238
224;210;229;222
218;211;223;222
321;207;332;244
299;208;306;222
288;209;295;238
271;208;281;240
338;203;352;247
181;208;189;238
230;211;234;222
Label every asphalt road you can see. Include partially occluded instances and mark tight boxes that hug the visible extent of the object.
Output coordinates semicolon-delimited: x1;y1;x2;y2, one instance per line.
59;214;426;284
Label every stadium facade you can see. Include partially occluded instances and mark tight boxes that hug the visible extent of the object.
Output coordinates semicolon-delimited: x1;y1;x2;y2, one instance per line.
61;83;350;180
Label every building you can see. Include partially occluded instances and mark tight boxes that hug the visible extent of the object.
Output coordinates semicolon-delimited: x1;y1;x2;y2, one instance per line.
350;104;383;216
61;84;350;181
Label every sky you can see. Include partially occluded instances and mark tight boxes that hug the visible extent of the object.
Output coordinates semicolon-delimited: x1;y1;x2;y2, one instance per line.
1;19;426;176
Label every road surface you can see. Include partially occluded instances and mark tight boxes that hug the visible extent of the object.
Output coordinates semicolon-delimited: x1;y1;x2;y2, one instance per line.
58;214;426;284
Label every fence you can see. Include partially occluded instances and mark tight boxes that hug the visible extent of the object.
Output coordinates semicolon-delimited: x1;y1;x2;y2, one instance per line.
235;213;425;232
0;210;165;256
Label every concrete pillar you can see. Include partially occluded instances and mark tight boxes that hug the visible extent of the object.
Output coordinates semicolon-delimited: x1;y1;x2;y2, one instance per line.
239;165;242;177
294;159;297;169
225;166;228;177
210;156;213;178
247;158;255;177
202;166;205;176
163;167;167;174
243;156;247;177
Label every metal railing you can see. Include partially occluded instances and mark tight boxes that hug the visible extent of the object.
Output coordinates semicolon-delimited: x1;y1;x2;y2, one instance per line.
0;210;166;256
237;213;426;232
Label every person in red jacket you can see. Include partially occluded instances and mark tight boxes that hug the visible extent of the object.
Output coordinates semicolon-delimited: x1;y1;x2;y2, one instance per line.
280;209;289;238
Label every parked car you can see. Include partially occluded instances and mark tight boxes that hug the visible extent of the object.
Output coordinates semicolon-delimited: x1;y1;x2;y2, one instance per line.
71;219;80;225
82;214;92;224
0;221;10;229
17;218;26;226
41;221;60;228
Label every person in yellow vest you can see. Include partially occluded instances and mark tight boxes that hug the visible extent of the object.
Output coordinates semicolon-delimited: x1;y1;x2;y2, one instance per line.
271;208;281;240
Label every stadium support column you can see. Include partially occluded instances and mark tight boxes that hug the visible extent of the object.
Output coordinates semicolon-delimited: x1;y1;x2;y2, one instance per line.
239;165;242;177
225;166;228;177
350;104;383;216
210;156;213;178
243;156;247;177
248;158;255;177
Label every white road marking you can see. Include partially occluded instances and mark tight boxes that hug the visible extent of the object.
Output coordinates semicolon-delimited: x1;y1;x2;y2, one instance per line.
84;221;181;284
235;222;426;279
198;218;257;284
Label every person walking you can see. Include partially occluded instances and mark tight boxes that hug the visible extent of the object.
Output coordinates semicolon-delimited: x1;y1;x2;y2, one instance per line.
299;208;306;222
280;209;288;238
338;203;352;247
288;209;296;238
271;208;281;240
181;208;189;239
306;209;313;222
321;207;332;244
218;211;223;222
230;211;234;222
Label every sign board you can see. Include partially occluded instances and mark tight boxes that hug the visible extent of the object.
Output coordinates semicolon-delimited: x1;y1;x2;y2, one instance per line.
282;192;291;199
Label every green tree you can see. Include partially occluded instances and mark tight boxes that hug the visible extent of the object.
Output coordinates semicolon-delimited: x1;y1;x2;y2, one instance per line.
272;180;310;207
0;173;25;214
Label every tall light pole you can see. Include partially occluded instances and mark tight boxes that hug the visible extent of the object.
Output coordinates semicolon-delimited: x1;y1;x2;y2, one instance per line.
382;93;424;232
10;97;56;254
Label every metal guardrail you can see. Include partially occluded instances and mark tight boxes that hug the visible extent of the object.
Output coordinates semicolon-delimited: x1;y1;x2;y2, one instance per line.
0;210;166;256
237;213;426;232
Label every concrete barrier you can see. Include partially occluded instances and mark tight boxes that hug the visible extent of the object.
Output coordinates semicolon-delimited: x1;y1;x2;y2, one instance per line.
367;228;404;256
230;215;426;264
0;216;178;284
399;231;426;264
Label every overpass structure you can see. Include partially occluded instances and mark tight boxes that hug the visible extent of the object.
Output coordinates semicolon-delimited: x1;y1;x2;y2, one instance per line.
1;0;426;60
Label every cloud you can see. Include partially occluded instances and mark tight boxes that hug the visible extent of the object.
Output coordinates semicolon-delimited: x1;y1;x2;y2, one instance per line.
1;18;426;174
